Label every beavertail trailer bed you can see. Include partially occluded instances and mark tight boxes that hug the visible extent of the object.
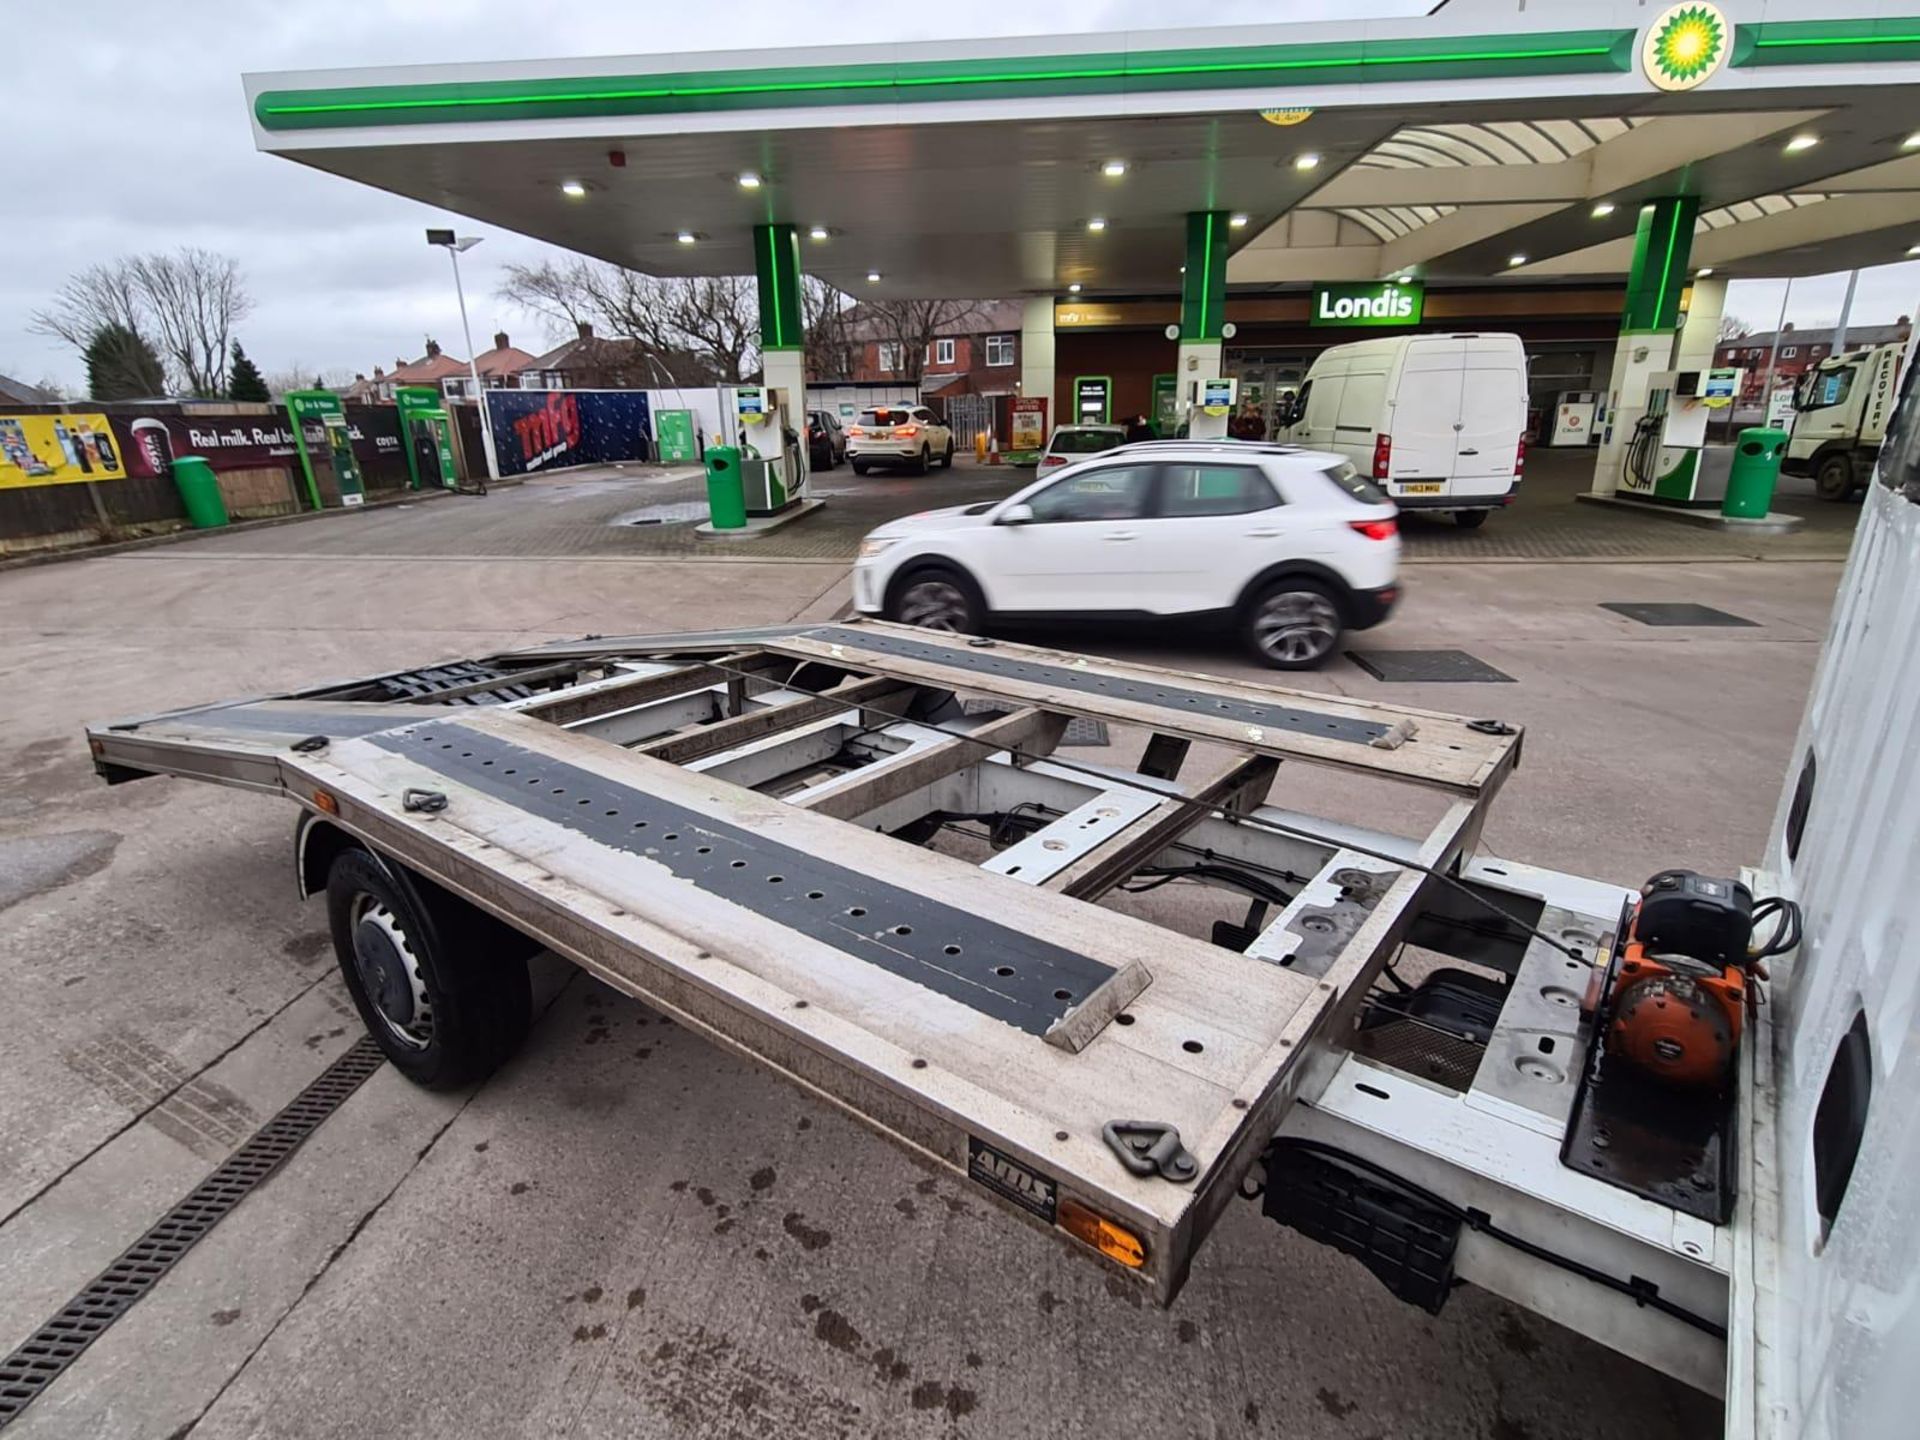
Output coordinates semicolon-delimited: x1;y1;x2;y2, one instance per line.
84;622;1529;1304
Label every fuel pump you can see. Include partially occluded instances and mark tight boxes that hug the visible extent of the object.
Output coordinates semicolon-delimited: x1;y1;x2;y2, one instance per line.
1620;366;1742;504
732;385;809;516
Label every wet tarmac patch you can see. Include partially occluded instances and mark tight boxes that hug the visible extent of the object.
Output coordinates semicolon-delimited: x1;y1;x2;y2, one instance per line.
0;829;120;911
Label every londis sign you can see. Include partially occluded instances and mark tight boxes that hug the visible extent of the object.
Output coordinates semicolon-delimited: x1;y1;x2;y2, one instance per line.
1310;280;1425;328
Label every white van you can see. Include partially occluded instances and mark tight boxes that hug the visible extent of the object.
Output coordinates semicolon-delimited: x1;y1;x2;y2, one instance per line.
1280;333;1527;527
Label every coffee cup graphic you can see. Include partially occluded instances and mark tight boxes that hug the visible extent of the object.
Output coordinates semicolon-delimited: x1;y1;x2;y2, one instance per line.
130;417;174;476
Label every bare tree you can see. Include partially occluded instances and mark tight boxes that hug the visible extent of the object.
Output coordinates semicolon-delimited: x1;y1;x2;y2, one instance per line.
1719;314;1753;342
803;277;859;380
30;248;252;397
858;299;986;385
499;258;758;381
264;364;355;399
29;263;146;356
132;249;251;396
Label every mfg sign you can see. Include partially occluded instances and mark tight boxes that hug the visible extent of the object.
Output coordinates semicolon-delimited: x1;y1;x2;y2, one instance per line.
486;389;653;476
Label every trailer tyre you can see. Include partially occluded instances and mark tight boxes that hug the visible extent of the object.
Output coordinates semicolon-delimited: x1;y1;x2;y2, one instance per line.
1815;451;1855;501
325;849;532;1090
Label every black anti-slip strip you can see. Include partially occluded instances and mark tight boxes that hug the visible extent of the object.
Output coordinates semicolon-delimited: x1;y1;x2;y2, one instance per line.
373;723;1115;1034
800;626;1391;743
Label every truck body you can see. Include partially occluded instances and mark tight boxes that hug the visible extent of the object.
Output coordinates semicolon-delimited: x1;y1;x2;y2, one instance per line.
66;339;1920;1437
1786;340;1902;499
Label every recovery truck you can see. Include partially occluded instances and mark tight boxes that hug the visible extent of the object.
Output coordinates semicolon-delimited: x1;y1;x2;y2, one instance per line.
63;351;1920;1438
1787;339;1903;500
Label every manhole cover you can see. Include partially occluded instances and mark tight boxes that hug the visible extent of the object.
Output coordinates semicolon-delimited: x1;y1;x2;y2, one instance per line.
1599;602;1758;628
1346;649;1515;683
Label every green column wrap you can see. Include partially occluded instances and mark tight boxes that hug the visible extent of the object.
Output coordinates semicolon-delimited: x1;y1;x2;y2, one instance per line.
1620;197;1699;333
1180;211;1229;342
753;223;804;352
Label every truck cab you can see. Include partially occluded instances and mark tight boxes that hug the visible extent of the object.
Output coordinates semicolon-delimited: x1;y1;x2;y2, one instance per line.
1786;342;1902;499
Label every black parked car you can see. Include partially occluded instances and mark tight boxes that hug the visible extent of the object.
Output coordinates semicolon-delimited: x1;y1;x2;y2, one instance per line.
808;409;847;470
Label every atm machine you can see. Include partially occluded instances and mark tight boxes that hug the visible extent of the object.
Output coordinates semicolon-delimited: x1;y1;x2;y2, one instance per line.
1619;367;1743;505
733;385;809;516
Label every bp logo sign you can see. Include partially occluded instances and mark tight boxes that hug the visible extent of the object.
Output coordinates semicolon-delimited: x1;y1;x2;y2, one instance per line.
1310;280;1424;328
1641;3;1729;92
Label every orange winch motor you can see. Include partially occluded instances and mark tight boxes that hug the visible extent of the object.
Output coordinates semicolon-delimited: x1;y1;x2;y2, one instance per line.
1599;870;1763;1090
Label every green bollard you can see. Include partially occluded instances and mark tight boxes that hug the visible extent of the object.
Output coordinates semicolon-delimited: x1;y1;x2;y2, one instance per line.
170;455;230;529
704;445;747;529
1722;427;1788;519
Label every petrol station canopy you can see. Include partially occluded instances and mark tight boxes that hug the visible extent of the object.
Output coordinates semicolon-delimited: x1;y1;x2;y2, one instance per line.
245;3;1920;299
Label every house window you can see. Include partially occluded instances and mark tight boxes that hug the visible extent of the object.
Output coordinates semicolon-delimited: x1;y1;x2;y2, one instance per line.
876;342;902;373
934;338;956;367
1782;347;1797;358
986;334;1015;367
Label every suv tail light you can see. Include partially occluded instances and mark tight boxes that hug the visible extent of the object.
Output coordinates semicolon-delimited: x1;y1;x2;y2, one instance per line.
847;425;866;438
1515;433;1527;474
1041;453;1066;467
1372;433;1392;480
893;424;921;438
1347;518;1397;541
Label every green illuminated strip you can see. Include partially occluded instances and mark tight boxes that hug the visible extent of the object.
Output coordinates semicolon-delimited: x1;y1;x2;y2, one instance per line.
1199;212;1215;340
262;46;1614;115
767;231;785;347
1655;207;1683;330
1754;32;1920;47
256;35;1629;128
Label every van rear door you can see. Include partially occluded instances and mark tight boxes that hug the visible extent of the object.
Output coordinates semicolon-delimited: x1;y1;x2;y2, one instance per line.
1386;340;1464;492
1452;340;1526;499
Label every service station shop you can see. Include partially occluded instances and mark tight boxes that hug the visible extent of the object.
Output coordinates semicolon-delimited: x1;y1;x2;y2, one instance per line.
1051;279;1627;442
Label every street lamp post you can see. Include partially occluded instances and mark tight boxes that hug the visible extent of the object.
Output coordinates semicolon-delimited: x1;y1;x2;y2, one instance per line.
426;229;500;485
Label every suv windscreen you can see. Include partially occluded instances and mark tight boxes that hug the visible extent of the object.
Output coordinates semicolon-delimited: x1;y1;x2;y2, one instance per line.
1320;460;1386;504
1050;429;1124;455
858;409;910;426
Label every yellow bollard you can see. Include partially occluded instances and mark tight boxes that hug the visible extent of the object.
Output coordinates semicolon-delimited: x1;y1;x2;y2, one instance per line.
975;430;989;462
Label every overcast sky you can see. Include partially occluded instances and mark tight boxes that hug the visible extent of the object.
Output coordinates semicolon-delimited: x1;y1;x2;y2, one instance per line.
5;0;1917;392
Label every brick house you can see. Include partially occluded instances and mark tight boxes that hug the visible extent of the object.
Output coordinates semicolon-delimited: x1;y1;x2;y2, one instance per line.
521;322;713;390
1714;318;1911;405
846;301;1025;400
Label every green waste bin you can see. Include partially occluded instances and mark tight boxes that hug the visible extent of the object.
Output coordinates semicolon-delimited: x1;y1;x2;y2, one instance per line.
704;445;747;530
1722;427;1788;520
171;455;229;529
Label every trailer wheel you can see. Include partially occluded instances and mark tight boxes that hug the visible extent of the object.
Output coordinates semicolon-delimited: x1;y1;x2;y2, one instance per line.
325;849;532;1090
1815;452;1855;501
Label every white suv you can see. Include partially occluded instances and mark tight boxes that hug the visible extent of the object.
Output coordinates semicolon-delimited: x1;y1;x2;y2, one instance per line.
851;442;1401;668
847;405;956;475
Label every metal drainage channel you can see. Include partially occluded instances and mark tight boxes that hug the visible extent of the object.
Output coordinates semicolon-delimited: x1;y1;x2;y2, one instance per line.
0;1037;386;1428
804;626;1391;744
374;723;1117;1036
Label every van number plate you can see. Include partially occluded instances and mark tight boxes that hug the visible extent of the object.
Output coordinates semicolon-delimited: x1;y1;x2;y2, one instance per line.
1398;482;1443;494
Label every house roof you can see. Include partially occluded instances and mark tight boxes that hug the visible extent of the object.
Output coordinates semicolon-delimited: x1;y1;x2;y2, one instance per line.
388;349;469;384
0;373;56;405
474;337;537;378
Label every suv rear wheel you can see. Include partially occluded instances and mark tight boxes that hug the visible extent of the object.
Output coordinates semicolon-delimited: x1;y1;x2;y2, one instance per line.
1241;580;1344;669
915;444;932;475
887;567;982;633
